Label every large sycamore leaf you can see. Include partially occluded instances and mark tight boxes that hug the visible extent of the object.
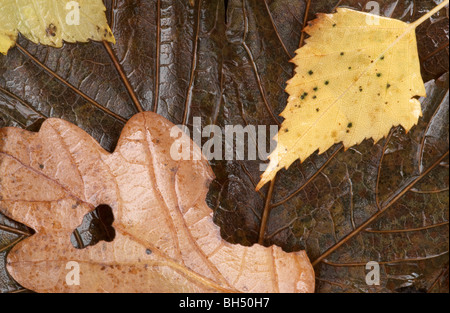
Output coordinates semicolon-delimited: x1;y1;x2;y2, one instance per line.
257;6;441;189
0;0;114;55
0;112;315;293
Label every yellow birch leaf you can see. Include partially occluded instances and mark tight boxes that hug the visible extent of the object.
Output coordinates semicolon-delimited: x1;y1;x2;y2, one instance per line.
256;2;449;190
0;0;115;55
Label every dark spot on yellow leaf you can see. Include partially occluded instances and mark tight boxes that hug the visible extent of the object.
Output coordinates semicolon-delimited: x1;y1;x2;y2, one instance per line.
308;70;314;75
347;122;353;128
377;73;382;77
324;80;329;85
46;23;57;37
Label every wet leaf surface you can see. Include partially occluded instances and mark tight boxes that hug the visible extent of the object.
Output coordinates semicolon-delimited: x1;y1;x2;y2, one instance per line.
0;0;448;293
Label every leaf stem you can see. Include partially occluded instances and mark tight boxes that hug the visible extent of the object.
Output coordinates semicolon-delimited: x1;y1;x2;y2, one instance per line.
411;0;449;29
258;178;276;244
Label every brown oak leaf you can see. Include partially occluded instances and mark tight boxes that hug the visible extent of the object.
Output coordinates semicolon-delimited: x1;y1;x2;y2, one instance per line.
0;112;314;293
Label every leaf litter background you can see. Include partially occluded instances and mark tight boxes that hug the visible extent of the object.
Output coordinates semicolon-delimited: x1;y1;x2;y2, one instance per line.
0;0;448;293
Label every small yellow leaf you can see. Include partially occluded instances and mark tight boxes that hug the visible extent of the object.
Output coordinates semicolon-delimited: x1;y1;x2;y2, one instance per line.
256;8;428;190
0;0;115;55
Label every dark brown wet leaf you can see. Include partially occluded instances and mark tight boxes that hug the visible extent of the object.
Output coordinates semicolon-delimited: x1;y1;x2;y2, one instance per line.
0;0;448;293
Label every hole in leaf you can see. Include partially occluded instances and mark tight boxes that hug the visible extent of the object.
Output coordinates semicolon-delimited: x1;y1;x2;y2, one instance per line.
71;204;115;249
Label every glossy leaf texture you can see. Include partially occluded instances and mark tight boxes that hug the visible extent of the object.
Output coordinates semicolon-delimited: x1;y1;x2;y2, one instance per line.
0;0;448;293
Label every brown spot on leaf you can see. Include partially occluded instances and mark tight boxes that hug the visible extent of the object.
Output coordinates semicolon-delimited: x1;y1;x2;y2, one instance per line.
46;23;57;37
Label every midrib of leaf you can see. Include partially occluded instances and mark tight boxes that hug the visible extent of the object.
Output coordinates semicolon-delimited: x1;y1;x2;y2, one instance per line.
321;250;449;266
364;221;449;233
182;0;202;125
375;129;395;210
0;152;95;211
154;0;161;113
103;42;143;113
423;41;449;62
114;225;237;293
258;179;276;243
312;150;449;266
109;0;116;27
263;0;293;59
0;224;31;237
0;235;25;253
298;0;311;48
140;115;233;288
0;85;47;119
15;43;127;123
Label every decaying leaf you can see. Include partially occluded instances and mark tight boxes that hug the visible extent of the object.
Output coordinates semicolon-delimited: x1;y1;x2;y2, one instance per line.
0;0;114;55
0;112;315;293
256;6;446;189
